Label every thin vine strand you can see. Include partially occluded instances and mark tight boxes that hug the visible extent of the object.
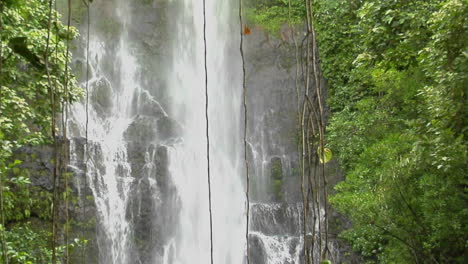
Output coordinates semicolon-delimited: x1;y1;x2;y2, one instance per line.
0;1;8;262
238;0;250;263
302;0;314;260
63;0;72;261
308;0;329;259
201;0;214;263
43;0;59;262
81;0;91;262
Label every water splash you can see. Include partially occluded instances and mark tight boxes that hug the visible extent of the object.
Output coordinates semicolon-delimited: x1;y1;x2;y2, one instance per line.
250;231;303;264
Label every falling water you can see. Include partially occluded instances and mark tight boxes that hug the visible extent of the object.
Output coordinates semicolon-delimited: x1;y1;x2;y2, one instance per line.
65;0;322;262
165;0;246;263
69;0;146;262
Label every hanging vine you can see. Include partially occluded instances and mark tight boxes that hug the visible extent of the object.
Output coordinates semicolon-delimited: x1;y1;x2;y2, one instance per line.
309;0;329;260
81;0;91;262
62;0;73;262
301;0;313;260
238;0;250;263
295;0;330;262
44;0;60;262
285;3;315;260
201;1;214;263
0;2;8;263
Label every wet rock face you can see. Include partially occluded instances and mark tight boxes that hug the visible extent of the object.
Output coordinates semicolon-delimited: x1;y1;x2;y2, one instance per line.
120;87;180;262
62;0;178;262
124;115;158;142
128;175;160;263
15;139;94;202
14;133;179;264
14;140;99;263
249;234;267;264
125;89;181;144
250;203;303;237
157;116;181;142
15;145;55;191
72;58;93;84
244;27;302;204
123;115;181;144
127;155;178;263
71;139;178;263
132;90;167;118
120;125;178;264
248;203;305;264
91;77;113;115
125;143;178;263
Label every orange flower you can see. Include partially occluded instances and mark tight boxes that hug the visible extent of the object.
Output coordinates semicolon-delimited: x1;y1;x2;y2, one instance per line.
244;25;251;35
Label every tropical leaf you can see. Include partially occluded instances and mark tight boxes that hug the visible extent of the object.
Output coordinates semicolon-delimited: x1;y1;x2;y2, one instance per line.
317;147;332;163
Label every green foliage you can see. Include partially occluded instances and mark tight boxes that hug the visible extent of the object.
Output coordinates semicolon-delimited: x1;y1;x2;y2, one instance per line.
314;0;467;262
1;0;81;166
0;0;82;261
3;222;86;264
270;158;284;201
4;223;53;263
246;0;305;36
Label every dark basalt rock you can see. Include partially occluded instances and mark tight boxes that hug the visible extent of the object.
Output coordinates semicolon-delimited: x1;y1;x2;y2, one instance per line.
72;58;93;83
132;90;167;118
91;77;113;115
155;145;169;186
12;139;98;263
157;116;181;142
124;115;158;142
250;203;303;237
123;114;180;144
249;234;267;264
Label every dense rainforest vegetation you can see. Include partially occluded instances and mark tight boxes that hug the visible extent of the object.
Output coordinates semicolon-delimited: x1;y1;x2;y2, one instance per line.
0;0;466;263
249;0;466;263
317;1;466;263
1;0;82;262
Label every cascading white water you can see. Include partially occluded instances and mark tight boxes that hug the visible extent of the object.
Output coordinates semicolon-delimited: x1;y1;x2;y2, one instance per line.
69;0;143;262
165;0;246;263
250;231;303;263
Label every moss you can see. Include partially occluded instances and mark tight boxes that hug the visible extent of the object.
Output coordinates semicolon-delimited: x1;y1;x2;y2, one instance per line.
271;179;284;201
271;158;283;180
85;195;94;202
270;158;284;201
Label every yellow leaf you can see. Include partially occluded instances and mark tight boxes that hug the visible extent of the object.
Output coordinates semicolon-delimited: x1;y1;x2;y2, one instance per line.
317;147;333;163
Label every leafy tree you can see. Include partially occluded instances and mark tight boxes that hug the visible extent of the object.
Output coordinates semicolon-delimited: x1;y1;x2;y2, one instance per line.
314;0;467;262
0;0;81;262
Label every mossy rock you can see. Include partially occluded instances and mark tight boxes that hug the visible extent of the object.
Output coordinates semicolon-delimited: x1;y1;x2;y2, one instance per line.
270;157;284;201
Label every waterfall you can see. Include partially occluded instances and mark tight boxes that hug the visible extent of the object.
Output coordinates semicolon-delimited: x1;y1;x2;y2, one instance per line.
66;0;316;263
69;0;155;262
165;0;246;263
